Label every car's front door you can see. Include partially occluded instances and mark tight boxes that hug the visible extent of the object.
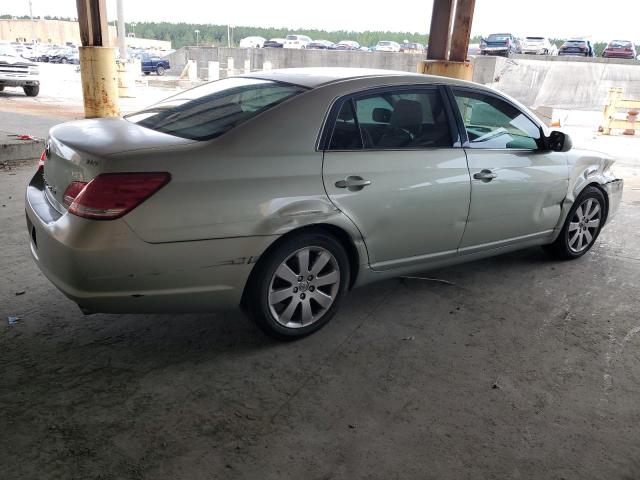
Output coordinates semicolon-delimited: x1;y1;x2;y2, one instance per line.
450;87;569;251
322;87;471;269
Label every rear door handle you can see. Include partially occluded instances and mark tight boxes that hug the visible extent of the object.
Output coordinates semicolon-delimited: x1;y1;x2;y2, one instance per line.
335;176;372;191
473;169;498;182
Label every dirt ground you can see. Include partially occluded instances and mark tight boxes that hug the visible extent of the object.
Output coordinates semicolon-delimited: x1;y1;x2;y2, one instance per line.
1;111;640;479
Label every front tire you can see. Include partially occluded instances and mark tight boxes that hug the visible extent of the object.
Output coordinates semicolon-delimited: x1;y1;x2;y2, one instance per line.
545;186;605;260
245;232;350;340
23;85;39;97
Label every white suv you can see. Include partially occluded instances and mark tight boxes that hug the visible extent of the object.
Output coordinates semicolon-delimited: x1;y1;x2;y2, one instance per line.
0;45;40;97
283;34;311;49
375;41;401;52
520;36;557;55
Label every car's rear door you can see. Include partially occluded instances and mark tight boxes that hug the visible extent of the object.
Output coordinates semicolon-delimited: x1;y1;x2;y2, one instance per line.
321;86;471;269
448;87;569;251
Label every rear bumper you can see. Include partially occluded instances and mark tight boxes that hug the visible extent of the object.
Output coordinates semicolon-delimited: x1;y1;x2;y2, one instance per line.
25;171;275;314
603;52;635;59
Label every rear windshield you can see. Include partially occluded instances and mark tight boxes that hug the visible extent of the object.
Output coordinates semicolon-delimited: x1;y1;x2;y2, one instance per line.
526;37;544;41
126;78;306;141
378;41;391;46
565;41;586;46
610;41;632;48
286;35;298;40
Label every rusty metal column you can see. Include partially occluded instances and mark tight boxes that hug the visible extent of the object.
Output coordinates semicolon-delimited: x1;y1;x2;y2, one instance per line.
419;0;475;81
426;0;454;61
76;0;120;118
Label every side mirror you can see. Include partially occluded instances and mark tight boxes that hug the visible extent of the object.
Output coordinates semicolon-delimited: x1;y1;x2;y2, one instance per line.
546;130;572;152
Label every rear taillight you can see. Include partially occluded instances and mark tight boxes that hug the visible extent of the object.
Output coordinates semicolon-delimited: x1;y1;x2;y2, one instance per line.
37;149;46;171
67;172;170;220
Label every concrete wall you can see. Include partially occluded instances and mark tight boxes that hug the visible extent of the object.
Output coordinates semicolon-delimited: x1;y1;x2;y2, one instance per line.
484;55;640;111
167;46;424;79
166;47;640;111
0;19;171;50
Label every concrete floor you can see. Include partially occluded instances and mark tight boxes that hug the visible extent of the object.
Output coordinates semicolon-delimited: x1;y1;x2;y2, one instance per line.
1;111;640;479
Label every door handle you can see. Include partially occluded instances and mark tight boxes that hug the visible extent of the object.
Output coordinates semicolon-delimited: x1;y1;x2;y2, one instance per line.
335;176;372;191
473;169;498;182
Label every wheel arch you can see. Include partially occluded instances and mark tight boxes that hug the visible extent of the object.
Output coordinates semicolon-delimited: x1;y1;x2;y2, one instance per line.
240;223;363;310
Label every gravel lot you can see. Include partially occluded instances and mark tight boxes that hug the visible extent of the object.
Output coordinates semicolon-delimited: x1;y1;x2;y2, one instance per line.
1;109;639;479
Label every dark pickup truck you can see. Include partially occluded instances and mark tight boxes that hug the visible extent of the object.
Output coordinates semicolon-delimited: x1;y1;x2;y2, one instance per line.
139;53;170;76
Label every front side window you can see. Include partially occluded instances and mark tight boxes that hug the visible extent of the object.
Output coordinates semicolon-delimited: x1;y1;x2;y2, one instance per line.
126;78;306;141
452;90;541;150
328;89;452;150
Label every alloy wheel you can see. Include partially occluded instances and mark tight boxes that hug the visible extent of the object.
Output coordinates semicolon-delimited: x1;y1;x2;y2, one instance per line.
268;246;341;328
568;198;602;253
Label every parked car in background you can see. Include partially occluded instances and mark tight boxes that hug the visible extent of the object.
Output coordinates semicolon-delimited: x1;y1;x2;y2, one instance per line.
334;40;361;51
39;46;64;62
26;68;623;339
263;38;285;48
400;42;425;54
284;34;311;49
239;36;265;49
139;52;170;75
0;44;40;96
602;40;637;59
307;40;335;50
50;47;79;64
520;36;556;55
558;39;594;57
480;33;518;56
374;41;401;52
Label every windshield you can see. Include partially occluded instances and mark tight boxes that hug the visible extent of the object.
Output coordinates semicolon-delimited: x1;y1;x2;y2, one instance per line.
286;35;298;40
610;41;632;48
126;78;307;141
378;41;391;46
487;34;510;42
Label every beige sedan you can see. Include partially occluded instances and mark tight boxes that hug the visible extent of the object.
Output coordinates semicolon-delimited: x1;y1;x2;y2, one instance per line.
25;68;623;339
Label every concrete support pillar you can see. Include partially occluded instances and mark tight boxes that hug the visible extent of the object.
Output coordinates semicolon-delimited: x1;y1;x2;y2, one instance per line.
76;0;119;118
78;46;120;118
208;61;220;81
263;61;272;70
227;57;234;77
244;58;251;74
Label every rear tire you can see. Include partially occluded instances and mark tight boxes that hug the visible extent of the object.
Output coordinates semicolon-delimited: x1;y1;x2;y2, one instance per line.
156;65;165;76
0;85;4;92
245;232;350;340
544;186;605;260
144;71;150;75
23;85;39;97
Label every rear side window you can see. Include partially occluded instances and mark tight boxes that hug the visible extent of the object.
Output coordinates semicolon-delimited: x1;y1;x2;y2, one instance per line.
328;89;452;150
126;78;306;141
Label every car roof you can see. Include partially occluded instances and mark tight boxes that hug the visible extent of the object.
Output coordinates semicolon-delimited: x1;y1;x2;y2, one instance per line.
242;67;477;89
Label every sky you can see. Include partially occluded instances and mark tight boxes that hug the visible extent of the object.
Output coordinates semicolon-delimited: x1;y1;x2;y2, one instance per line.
4;0;640;43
